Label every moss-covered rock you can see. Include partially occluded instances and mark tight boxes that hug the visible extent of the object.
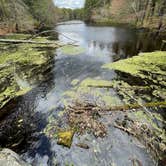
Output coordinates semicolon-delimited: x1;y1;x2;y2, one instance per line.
57;130;75;148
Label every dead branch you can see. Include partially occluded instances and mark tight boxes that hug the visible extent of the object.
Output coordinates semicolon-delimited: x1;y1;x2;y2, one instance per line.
0;38;61;46
28;30;79;44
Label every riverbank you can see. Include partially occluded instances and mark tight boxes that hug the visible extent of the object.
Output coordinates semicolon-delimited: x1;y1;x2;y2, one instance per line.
84;0;166;34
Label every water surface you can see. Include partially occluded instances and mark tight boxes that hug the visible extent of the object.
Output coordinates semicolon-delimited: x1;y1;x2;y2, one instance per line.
2;21;164;166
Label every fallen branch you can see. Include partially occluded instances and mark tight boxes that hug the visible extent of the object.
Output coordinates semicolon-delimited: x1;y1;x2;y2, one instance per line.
28;30;79;44
68;101;166;112
0;38;61;46
86;85;150;90
107;101;166;112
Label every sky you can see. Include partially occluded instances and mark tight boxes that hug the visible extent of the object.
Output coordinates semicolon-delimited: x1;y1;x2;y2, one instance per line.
53;0;85;9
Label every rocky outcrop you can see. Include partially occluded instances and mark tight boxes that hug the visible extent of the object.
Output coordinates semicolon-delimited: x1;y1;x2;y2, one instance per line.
0;148;30;166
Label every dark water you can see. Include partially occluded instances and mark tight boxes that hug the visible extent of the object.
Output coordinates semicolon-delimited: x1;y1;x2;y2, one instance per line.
1;21;165;166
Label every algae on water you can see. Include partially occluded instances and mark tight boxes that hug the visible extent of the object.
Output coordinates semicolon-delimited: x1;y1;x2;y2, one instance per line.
103;51;166;79
0;33;56;110
60;45;85;55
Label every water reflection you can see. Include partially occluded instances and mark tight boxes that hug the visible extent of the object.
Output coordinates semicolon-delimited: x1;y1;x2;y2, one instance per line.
57;21;165;63
1;21;165;166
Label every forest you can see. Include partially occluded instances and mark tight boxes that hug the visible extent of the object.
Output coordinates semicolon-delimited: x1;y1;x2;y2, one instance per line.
0;0;166;166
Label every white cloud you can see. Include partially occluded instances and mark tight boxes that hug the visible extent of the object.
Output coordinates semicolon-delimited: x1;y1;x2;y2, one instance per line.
54;0;85;9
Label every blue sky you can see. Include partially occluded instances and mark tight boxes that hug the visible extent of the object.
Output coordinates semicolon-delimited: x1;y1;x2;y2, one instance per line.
53;0;85;9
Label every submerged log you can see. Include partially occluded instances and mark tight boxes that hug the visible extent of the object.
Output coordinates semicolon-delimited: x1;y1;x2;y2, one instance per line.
68;101;166;112
108;101;166;112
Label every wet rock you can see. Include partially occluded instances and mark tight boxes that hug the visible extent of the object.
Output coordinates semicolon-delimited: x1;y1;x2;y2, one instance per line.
0;148;30;166
57;130;75;148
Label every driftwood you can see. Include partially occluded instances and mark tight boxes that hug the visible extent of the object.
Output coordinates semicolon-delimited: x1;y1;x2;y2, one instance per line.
0;38;61;46
28;30;79;44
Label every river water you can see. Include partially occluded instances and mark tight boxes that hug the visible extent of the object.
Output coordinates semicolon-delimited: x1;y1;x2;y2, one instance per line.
1;21;165;166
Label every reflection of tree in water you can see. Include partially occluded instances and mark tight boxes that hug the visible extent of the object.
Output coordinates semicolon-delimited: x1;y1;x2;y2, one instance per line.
111;31;165;62
99;42;105;50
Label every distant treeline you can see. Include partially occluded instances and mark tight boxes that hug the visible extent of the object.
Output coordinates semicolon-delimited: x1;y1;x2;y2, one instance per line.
57;0;111;21
83;0;166;31
57;8;85;21
0;0;165;34
0;0;60;33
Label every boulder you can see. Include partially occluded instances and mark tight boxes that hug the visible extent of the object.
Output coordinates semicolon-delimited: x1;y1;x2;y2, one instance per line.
0;148;30;166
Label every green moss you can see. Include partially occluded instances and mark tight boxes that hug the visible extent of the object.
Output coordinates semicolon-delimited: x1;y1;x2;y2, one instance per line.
103;51;166;78
130;110;164;133
0;34;56;109
57;130;75;148
15;87;32;96
3;33;31;40
102;51;166;103
80;78;113;87
62;78;122;108
60;45;85;55
71;79;80;86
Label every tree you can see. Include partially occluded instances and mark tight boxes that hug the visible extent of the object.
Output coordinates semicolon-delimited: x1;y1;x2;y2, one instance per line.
23;0;58;28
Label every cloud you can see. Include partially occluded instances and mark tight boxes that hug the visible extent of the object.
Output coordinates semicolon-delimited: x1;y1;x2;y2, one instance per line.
54;0;85;9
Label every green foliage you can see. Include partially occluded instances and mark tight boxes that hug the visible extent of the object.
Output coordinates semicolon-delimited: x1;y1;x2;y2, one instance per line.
23;0;58;27
0;0;58;32
84;0;111;21
0;0;34;31
58;8;85;21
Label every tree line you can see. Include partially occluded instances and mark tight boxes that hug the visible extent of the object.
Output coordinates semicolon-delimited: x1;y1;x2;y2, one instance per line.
0;0;59;33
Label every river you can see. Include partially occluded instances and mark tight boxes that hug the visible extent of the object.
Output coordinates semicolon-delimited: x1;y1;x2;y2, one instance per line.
1;21;165;166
